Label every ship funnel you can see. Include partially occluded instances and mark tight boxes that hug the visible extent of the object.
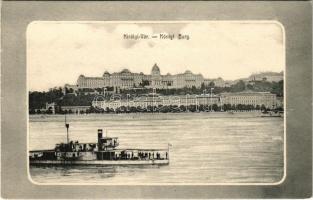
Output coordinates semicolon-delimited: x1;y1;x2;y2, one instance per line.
98;129;103;138
98;129;103;144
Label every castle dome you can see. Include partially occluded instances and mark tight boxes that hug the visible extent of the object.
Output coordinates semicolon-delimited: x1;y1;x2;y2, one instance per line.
151;63;160;75
121;69;131;73
102;71;110;76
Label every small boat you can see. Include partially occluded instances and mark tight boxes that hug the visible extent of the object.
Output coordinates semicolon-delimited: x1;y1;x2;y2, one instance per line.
29;117;169;166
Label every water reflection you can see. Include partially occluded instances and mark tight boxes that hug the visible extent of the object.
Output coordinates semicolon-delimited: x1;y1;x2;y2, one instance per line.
29;113;284;184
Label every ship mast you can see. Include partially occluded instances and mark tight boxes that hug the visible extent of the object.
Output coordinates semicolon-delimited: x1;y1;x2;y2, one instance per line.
65;114;69;144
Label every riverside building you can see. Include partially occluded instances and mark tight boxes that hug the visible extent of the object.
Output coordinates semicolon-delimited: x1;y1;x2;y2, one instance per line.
220;91;277;109
92;91;278;111
92;94;220;111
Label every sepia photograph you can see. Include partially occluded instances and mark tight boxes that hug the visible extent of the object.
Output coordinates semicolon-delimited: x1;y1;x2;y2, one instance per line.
27;21;285;185
2;0;313;198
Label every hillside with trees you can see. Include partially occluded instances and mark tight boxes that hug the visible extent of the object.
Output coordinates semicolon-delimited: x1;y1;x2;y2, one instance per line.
29;80;284;113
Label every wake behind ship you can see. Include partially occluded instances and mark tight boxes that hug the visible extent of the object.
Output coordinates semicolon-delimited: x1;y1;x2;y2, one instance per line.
29;121;169;165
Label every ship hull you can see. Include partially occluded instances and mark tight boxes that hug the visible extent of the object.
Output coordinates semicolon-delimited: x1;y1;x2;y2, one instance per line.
30;159;169;166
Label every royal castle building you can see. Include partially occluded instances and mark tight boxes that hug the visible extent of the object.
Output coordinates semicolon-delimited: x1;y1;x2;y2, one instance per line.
65;64;208;91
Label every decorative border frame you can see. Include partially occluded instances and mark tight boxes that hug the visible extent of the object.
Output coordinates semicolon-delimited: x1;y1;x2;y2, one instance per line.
25;20;287;186
1;1;312;198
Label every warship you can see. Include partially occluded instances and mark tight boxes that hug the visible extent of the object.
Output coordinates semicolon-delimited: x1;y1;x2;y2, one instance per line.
29;117;169;165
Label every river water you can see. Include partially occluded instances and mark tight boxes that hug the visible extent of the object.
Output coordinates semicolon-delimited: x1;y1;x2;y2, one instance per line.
29;112;284;184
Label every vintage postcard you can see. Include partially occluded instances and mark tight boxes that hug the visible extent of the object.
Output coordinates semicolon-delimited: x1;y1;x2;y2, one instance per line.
27;21;285;185
2;1;312;198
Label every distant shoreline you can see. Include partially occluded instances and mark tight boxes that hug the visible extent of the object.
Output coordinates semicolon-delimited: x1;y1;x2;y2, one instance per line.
28;111;285;123
29;110;263;116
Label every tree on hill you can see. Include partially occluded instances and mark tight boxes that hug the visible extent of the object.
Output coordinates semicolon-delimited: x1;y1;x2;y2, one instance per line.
209;81;215;87
29;87;63;110
230;80;245;92
271;80;284;97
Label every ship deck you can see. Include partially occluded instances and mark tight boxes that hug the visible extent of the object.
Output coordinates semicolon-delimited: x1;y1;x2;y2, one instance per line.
30;159;169;165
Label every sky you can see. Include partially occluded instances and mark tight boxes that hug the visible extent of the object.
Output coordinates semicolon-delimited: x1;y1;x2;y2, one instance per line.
27;21;284;91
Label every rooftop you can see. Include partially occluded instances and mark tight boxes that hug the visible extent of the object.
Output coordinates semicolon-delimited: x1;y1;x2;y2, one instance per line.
152;63;160;72
121;69;131;73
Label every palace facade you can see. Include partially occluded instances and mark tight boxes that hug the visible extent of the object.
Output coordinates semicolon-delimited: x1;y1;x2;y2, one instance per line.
65;64;211;91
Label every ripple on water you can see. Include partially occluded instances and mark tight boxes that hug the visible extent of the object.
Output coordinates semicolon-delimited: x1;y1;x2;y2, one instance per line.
29;113;284;184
